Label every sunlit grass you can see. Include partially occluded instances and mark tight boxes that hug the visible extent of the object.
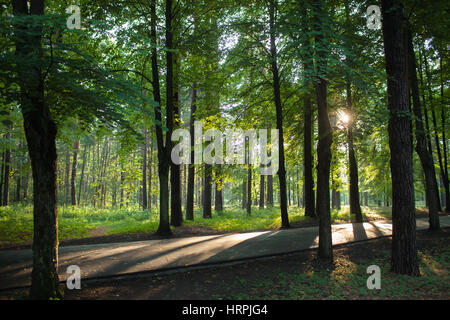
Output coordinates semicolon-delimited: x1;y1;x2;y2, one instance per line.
0;203;415;246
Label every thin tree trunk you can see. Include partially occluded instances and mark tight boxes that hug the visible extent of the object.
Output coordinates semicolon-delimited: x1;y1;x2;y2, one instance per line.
71;140;79;206
3;136;10;206
259;166;265;209
407;29;440;229
203;164;212;218
77;143;87;206
269;0;289;228
142;130;148;210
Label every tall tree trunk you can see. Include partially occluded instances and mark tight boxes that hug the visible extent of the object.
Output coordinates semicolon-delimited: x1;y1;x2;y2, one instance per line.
142;130;148;210
259;167;265;209
313;0;333;260
423;49;448;213
407;29;440;229
152;0;174;235
418;47;441;211
215;167;223;213
2;135;10;206
203;164;212;218
0;152;4;206
300;2;315;217
346;82;362;222
13;0;61;298
71;140;79;206
186;83;196;220
247;166;252;216
267;173;273;207
77;143;87;206
242;178;247;209
64;150;70;206
170;57;182;226
269;0;289;228
439;56;449;212
381;0;420;276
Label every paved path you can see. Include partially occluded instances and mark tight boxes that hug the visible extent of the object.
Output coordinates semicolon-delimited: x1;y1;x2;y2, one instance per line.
1;216;449;290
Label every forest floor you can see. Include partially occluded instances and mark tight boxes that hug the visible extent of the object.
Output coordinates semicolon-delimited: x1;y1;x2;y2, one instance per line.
1;227;449;300
1;204;445;250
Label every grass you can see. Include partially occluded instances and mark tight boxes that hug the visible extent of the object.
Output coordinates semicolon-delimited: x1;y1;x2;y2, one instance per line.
0;203;404;246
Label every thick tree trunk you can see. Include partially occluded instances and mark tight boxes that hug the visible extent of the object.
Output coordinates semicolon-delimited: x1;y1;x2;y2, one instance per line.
269;0;289;228
12;0;62;299
407;29;440;229
381;0;420;276
267;174;273;206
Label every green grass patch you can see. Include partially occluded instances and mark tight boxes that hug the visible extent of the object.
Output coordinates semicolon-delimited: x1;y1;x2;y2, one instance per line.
0;203;399;246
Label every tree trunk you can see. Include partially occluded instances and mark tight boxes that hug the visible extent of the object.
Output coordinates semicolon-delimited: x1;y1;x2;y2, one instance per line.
2;137;10;206
381;0;420;276
71;140;79;206
247;166;252;216
407;29;440;229
313;0;332;260
142;131;148;210
13;0;61;298
423;48;449;213
259;167;265;209
215;165;223;212
269;0;289;228
203;164;212;218
267;173;273;207
186;84;197;220
242;178;247;209
439;56;449;212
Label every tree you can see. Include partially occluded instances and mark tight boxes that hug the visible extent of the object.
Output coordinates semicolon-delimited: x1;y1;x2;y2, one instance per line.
313;0;333;260
407;28;440;230
381;0;420;276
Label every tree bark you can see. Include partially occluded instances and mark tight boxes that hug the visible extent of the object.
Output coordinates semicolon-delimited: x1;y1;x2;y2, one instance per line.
203;164;212;218
259;167;265;209
407;29;440;229
2;135;10;206
71;140;79;206
269;0;289;228
13;0;61;298
186;84;196;220
381;0;420;276
313;0;332;260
